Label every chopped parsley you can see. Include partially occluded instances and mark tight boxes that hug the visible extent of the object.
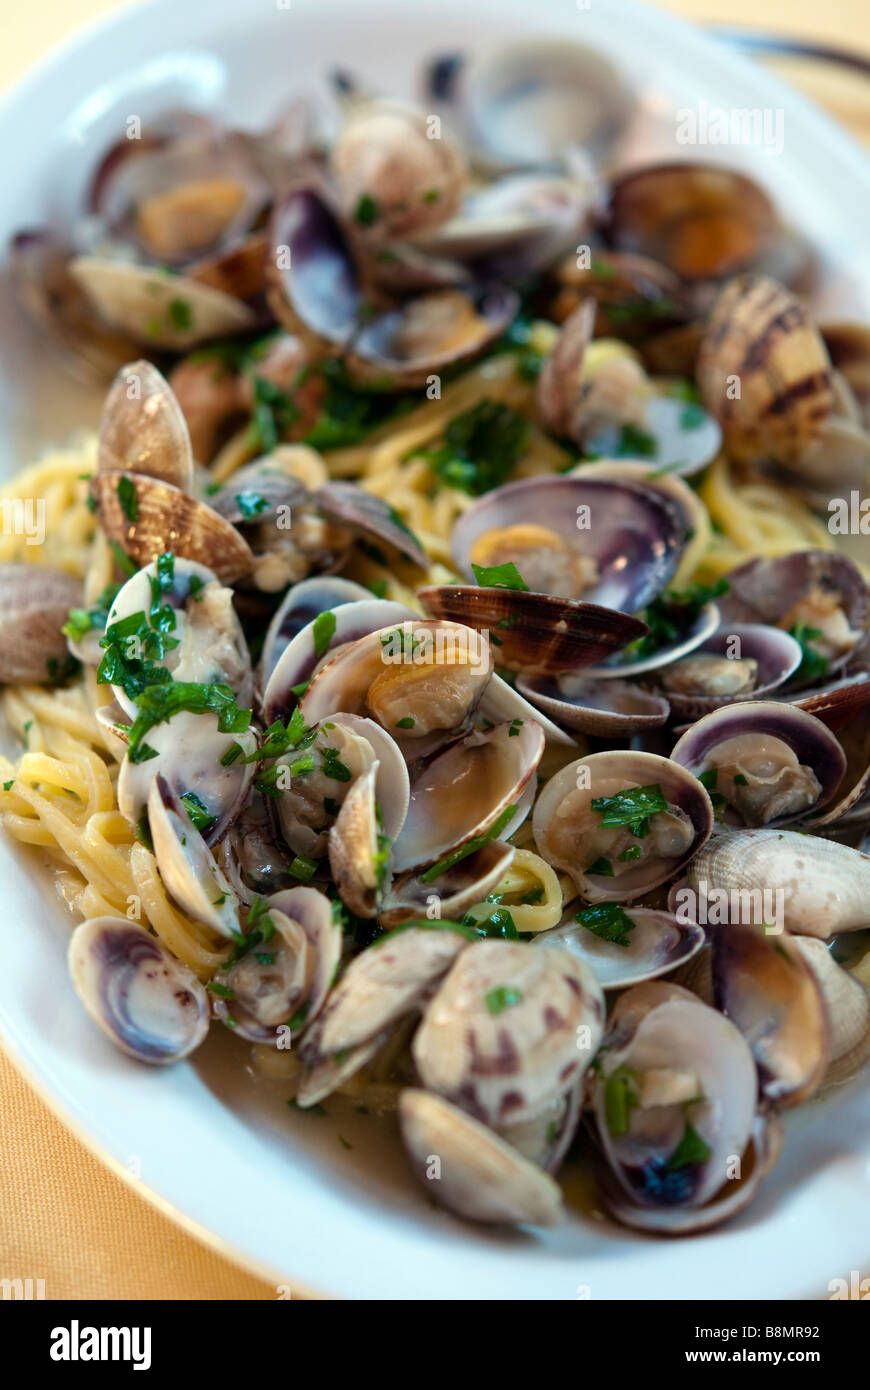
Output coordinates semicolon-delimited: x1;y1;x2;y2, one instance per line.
484;985;523;1015
604;1067;638;1137
180;791;216;834
471;560;529;591
355;193;380;226
416;399;530;496
590;783;668;838
117;475;138;522
420;803;517;883
788;623;830;684
585;856;615;877
311;610;337;659
666;1118;712;1170
235;491;270;520
246;375;300;453
576;902;636;948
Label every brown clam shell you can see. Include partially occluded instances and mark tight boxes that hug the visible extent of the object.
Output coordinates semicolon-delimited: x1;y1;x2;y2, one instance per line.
607;164;778;281
697;274;834;465
98;359;194;491
0;565;82;683
90;470;253;584
417;584;647;675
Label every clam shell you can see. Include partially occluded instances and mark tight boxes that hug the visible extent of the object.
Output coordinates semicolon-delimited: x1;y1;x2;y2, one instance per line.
449;38;633;172
300;925;470;1062
313;481;429;567
517;673;669;735
592;982;758;1217
70;257;256;349
264;598;418;724
450;474;685;612
379;839;515;930
658;623;803;719
399;1089;563;1227
68;917;209;1065
671;700;847;826
607;164;778;281
418;584;647;676
412;939;604;1126
147;775;241;937
210;907;311;1043
98;359;195;492
596;1113;783;1235
711;924;828;1105
697;274;834;464
391;719;544;873
259;576;371;685
90;470;253;584
533;749;714;902
791;936;870;1086
0;565;82;684
536;905;705;990
686;827;870;937
580;599;721;681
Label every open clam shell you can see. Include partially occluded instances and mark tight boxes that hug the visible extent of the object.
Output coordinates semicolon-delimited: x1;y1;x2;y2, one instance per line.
569;458;710;587
536;905;705;991
443;39;632;172
580;599;721;681
263;599;419;723
450;474;685;612
399;1089;563;1227
379;839;515;929
711;924;829;1106
300;924;470;1063
91;471;253;584
516;673;669;735
312;481;430;567
147;775;241;938
69;917;210;1065
391;719;544;874
607;164;779;281
533;750;713;902
583;394;722;479
98;359;195;492
276;710;409;865
717;550;868;679
259;576;371;685
298;618;493;761
118;712;256;846
0;565;82;684
657;623;803;719
211;907;312;1043
418;584;647;676
596;1112;783;1235
267;183;517;384
591;981;759;1221
791;936;870;1086
105;556;253;718
670;701;846;827
69;257;257;349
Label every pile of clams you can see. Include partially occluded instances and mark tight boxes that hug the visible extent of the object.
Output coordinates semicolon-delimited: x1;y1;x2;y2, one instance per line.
4;34;870;1244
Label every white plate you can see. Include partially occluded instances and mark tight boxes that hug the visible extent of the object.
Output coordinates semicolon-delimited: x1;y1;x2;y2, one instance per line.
1;0;869;1301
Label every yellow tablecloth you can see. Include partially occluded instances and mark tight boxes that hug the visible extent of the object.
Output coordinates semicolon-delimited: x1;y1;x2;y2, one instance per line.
1;0;868;1301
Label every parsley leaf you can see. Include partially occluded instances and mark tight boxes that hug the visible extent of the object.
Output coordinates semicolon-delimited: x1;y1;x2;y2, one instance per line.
576;902;636;948
471;560;529;591
590;783;668;838
416;399;530;495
